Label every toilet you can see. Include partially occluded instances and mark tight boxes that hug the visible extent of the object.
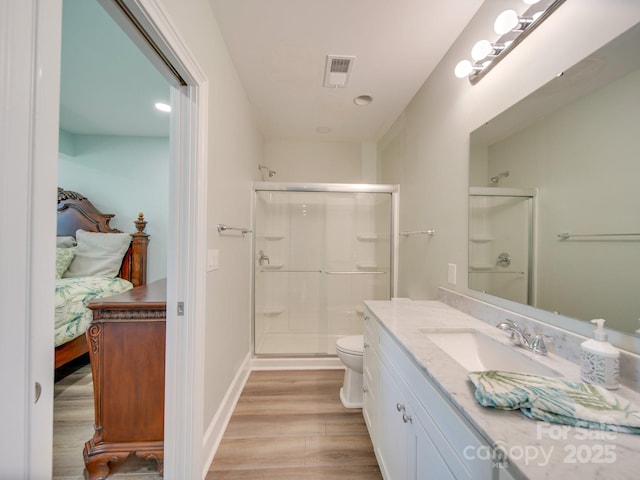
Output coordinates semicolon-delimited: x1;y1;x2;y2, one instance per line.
336;335;364;408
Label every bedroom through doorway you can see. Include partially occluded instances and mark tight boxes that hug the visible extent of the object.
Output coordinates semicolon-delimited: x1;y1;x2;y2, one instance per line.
54;0;173;477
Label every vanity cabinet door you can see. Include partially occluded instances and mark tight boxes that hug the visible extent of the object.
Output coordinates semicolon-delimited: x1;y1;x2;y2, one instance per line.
377;360;409;480
378;357;455;480
409;411;456;480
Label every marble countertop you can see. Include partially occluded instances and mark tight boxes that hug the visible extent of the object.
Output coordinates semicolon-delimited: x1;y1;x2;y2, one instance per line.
364;299;640;480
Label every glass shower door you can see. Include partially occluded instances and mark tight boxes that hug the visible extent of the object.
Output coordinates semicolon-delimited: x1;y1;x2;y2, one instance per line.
469;193;533;304
254;189;392;356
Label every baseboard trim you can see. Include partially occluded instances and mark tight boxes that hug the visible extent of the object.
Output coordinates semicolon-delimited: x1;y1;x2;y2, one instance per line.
250;356;344;370
201;352;251;479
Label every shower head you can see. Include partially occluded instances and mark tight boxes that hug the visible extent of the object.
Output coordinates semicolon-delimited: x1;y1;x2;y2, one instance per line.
490;171;509;184
258;164;277;178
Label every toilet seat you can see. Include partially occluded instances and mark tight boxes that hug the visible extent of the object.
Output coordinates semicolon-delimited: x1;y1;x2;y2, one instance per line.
336;335;364;356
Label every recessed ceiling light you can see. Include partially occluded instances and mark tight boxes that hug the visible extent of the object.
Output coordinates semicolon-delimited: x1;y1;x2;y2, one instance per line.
316;126;331;134
354;95;373;106
155;102;171;112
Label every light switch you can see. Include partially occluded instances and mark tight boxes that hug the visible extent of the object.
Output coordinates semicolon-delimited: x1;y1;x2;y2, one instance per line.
207;249;219;271
447;263;456;285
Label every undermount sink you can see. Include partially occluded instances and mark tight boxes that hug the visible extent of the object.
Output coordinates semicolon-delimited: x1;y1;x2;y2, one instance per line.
419;328;560;377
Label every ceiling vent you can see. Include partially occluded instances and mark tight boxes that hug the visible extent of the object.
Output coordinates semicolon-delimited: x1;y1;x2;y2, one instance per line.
323;55;356;88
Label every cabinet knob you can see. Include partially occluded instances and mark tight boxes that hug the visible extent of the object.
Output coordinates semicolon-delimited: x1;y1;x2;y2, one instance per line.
396;402;405;413
363;387;369;394
402;413;413;424
364;343;370;349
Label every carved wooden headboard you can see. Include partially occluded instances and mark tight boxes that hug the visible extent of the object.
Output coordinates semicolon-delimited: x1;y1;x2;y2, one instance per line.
57;187;149;286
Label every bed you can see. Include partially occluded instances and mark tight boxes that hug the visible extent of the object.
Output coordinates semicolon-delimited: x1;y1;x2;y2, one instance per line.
55;187;149;369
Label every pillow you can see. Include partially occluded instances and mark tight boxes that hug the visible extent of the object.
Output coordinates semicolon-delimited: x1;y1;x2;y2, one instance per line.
63;230;131;278
56;236;77;248
55;247;76;279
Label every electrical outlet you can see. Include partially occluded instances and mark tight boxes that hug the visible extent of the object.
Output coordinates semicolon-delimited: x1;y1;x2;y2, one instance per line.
447;263;457;285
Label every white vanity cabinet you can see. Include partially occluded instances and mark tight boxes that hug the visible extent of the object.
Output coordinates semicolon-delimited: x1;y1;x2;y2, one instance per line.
378;358;456;479
363;306;495;480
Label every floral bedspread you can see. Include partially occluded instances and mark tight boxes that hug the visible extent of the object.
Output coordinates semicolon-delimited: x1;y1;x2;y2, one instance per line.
55;277;133;347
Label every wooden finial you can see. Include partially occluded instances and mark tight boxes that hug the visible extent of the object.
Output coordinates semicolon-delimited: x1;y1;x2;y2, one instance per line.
134;212;147;234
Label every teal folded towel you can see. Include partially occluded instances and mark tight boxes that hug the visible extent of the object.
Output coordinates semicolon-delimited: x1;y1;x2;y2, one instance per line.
468;370;640;434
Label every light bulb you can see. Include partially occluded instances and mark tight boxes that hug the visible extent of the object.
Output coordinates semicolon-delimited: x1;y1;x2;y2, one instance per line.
494;9;519;35
155;102;171;112
454;60;473;79
471;40;493;61
523;0;541;4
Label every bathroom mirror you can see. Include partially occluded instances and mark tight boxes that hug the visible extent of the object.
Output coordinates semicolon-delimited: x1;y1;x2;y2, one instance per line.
468;23;640;338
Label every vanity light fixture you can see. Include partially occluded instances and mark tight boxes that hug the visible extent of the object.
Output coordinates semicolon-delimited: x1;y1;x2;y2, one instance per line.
455;0;566;84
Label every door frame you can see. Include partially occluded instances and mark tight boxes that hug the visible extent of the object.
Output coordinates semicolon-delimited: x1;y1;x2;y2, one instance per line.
1;0;208;477
110;1;209;477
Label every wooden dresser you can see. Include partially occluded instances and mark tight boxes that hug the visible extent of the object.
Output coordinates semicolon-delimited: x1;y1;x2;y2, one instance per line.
84;278;166;479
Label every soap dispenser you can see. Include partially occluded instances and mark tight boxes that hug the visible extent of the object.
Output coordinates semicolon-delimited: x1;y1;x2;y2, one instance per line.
580;319;619;389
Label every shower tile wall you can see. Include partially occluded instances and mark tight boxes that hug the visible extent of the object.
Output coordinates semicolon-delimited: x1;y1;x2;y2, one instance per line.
254;191;391;356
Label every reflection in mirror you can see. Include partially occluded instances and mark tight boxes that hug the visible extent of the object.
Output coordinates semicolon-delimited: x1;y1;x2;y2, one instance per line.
469;23;640;337
469;188;534;305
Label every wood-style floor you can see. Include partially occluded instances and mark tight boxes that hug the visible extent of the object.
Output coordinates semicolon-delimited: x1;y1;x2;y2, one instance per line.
55;363;380;479
206;369;382;479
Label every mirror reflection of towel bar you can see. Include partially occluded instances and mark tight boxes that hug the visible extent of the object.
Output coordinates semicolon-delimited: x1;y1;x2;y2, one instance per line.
558;232;640;239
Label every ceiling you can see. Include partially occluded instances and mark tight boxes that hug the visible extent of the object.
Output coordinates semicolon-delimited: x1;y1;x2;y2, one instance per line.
59;0;484;141
60;0;171;137
210;0;483;142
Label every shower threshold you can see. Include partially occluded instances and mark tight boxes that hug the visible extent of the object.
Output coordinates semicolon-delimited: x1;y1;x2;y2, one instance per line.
254;332;344;356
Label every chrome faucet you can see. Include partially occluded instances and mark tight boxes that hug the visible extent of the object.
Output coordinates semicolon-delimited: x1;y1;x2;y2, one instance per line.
258;250;270;266
496;319;551;355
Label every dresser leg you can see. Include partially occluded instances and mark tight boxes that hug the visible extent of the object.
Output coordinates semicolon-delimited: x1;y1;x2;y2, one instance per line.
136;451;164;476
83;457;111;480
82;442;129;480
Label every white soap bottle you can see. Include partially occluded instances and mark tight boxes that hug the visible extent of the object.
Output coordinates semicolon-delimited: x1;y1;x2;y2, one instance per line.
580;319;619;389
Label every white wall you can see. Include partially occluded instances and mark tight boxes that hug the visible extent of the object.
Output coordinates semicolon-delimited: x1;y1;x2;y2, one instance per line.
263;140;376;183
159;0;264;436
379;0;640;303
58;132;169;282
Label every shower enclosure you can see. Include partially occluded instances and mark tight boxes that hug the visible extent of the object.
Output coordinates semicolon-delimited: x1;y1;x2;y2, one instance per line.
253;183;397;356
468;187;535;305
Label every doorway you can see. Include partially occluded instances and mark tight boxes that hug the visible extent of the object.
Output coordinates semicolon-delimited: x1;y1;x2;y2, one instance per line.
7;0;208;477
54;0;171;476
